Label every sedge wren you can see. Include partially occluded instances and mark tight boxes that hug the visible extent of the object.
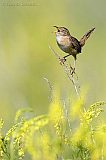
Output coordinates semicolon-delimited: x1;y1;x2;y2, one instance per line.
54;26;95;70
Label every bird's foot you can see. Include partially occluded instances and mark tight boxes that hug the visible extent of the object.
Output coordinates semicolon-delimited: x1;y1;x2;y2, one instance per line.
59;57;66;65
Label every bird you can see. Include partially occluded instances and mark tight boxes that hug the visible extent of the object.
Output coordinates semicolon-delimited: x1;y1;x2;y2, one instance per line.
53;26;95;72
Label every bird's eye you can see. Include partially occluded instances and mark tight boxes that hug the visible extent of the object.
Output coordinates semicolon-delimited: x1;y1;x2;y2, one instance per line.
58;29;60;32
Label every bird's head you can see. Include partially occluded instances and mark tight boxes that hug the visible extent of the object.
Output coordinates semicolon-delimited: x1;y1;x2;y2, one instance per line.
53;26;70;36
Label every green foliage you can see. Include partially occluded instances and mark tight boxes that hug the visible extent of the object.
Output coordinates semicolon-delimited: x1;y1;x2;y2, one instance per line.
0;97;106;160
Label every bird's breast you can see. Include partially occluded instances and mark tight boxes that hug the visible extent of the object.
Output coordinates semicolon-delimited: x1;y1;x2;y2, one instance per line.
56;35;74;53
56;35;70;46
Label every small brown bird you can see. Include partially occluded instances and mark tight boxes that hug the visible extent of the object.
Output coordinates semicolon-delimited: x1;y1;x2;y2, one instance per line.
54;26;95;70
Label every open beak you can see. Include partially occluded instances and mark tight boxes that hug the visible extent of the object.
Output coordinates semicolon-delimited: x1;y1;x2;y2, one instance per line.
53;26;58;33
53;26;58;29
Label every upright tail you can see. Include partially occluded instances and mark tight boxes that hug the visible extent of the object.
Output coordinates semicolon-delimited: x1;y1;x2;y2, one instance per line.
80;27;95;47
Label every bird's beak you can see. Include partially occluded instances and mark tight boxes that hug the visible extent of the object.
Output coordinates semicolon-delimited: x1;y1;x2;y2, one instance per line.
53;26;58;33
53;26;58;29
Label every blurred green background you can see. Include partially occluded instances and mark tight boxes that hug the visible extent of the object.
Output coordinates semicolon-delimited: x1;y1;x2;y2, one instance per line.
0;0;106;129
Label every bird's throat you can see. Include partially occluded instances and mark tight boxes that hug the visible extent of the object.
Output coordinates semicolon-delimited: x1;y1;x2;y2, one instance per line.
56;35;63;44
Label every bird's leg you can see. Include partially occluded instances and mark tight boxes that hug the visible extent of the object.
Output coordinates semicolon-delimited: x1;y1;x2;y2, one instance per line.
73;57;76;71
63;54;71;61
59;54;71;65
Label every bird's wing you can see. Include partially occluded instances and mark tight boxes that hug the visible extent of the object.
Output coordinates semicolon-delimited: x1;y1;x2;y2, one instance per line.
70;36;81;53
80;28;95;47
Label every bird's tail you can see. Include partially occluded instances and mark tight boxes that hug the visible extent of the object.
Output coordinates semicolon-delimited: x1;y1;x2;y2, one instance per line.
80;27;95;47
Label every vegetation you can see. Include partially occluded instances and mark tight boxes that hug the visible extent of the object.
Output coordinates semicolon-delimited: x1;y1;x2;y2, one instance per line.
0;91;105;159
